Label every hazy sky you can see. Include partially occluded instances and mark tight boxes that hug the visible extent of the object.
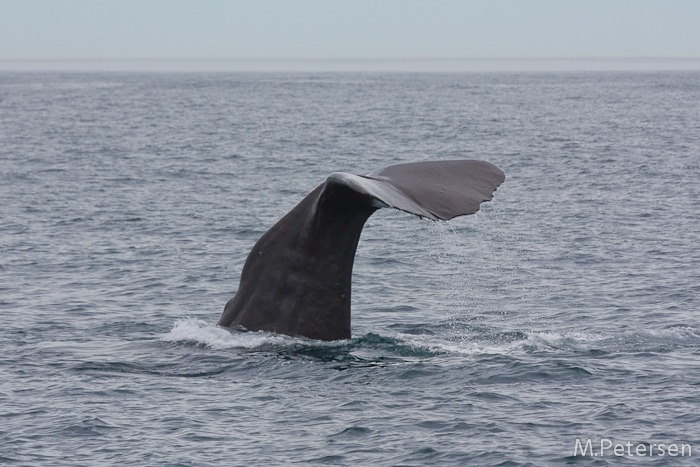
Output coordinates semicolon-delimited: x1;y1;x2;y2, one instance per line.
1;0;699;61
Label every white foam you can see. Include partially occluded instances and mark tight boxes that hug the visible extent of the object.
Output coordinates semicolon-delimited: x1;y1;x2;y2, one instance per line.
161;318;290;349
394;326;700;356
397;332;529;356
161;318;699;355
527;327;700;351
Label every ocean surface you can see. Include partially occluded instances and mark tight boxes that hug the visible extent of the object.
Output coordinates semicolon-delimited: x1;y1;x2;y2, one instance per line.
1;71;699;466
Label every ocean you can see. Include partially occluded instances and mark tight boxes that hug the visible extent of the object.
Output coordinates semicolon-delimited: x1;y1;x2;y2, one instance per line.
1;71;699;465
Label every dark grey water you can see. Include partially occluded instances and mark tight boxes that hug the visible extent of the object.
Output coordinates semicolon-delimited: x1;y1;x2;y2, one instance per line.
1;71;699;466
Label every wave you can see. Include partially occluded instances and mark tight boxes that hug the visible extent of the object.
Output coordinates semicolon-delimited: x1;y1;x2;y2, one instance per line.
160;318;294;349
396;326;700;356
161;318;699;357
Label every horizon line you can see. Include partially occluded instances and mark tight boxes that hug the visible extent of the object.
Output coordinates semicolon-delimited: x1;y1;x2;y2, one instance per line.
2;57;699;73
3;56;700;61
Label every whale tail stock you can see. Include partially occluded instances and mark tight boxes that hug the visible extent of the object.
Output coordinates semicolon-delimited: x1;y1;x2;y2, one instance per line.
218;160;505;340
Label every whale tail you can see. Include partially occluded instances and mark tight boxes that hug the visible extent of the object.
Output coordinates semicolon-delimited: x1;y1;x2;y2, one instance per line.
219;160;505;340
327;159;505;220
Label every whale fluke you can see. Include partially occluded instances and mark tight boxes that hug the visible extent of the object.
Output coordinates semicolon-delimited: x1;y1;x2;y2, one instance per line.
218;160;505;340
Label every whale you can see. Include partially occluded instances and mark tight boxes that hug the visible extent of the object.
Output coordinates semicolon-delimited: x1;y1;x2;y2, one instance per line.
218;160;505;340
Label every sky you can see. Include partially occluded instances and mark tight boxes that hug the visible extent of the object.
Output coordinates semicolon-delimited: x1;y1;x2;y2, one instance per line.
1;0;699;70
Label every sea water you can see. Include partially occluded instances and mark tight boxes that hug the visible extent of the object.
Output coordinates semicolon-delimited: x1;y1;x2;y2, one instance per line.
1;71;699;465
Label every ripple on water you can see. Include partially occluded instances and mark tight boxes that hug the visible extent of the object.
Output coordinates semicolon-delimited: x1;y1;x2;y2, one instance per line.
3;71;700;466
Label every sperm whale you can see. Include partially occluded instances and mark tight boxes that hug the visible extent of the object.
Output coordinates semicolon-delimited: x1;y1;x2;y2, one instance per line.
218;160;505;340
